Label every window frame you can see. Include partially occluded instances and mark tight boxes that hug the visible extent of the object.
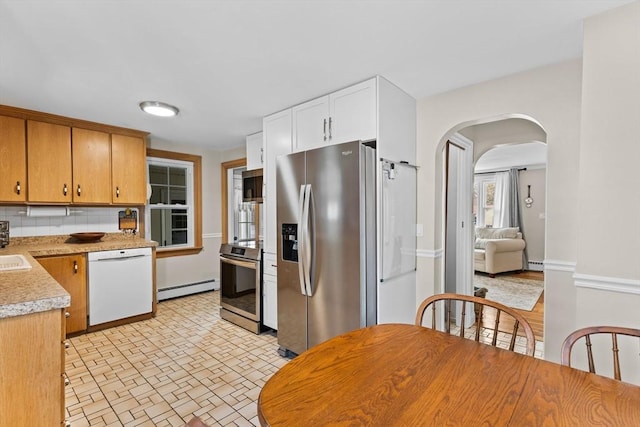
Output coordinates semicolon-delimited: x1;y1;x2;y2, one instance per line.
146;148;202;258
474;173;496;228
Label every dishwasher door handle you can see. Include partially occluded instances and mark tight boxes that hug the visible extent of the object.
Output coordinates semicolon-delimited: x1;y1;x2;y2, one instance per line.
94;254;148;262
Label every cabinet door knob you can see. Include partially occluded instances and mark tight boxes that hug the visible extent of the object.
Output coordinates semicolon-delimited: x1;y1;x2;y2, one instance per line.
16;181;21;195
63;183;68;196
328;117;332;140
65;311;70;318
115;186;120;198
77;184;81;196
73;260;78;274
64;340;70;349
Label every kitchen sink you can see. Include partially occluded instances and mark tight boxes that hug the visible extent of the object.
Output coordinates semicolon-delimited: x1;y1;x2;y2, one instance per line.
0;254;32;271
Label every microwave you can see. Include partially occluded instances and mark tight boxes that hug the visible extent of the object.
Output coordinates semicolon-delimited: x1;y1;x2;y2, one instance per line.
242;169;263;203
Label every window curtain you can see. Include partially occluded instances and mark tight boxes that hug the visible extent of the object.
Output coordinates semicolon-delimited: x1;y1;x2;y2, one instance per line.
493;168;528;269
493;172;510;228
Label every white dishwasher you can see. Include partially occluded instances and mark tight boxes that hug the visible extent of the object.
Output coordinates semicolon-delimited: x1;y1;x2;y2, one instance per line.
88;247;153;326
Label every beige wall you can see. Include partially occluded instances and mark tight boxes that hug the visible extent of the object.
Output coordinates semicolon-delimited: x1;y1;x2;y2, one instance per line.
573;1;640;382
578;2;640;279
519;168;546;265
416;59;583;361
416;1;640;365
148;138;245;290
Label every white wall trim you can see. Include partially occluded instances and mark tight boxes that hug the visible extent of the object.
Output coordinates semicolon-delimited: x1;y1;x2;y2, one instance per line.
158;280;218;300
203;233;222;239
417;248;444;258
544;259;576;272
573;273;640;296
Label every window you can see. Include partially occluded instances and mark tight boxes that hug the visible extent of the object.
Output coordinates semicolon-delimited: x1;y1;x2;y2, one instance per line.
473;174;496;227
146;149;202;257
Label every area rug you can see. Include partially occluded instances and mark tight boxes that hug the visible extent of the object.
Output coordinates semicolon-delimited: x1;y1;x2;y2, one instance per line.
474;274;543;311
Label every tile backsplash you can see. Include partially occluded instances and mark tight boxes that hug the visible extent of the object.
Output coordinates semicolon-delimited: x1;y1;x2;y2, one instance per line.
0;206;139;237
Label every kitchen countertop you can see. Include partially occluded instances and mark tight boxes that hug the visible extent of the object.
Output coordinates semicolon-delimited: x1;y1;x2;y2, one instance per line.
0;233;157;319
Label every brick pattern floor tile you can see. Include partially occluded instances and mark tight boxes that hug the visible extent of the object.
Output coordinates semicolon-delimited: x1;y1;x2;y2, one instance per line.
66;291;288;426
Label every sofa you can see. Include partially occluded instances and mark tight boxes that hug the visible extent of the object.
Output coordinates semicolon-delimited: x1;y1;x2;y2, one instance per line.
474;227;526;277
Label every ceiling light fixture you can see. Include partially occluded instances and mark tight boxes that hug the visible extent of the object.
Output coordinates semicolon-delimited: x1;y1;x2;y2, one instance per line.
139;101;179;117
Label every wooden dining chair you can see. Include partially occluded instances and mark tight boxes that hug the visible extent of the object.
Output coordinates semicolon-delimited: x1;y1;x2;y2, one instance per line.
560;326;640;381
415;293;536;356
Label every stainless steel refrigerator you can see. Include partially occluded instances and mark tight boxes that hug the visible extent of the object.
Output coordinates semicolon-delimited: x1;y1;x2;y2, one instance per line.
276;140;377;356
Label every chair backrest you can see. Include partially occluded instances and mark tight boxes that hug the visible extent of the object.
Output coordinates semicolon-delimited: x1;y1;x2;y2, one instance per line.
560;326;640;381
415;292;536;356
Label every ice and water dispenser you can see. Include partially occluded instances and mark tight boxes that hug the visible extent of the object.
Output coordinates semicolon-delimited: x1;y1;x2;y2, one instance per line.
281;224;298;262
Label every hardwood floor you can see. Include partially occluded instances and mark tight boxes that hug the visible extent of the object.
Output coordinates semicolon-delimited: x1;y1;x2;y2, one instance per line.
479;270;544;341
514;271;544;341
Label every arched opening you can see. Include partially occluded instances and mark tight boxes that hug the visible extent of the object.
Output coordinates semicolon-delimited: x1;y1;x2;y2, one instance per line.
435;114;547;354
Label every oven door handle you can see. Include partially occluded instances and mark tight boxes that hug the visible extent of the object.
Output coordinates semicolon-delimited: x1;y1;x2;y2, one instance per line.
220;256;257;270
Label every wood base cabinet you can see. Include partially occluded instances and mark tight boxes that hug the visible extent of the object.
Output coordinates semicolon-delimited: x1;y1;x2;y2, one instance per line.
0;309;66;426
38;254;87;335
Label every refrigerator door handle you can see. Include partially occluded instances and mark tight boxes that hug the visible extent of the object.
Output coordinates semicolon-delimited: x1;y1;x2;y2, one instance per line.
297;184;308;296
303;184;314;296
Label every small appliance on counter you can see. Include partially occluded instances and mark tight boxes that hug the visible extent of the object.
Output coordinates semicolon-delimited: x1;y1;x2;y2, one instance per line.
0;221;9;248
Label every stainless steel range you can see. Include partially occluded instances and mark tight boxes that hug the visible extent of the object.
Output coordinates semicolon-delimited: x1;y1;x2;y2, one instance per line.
219;241;264;334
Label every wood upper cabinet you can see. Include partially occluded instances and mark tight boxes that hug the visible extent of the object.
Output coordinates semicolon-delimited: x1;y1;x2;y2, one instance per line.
0;115;27;202
1;105;149;205
38;254;87;335
72;128;112;203
27;120;73;203
0;309;65;426
111;134;147;204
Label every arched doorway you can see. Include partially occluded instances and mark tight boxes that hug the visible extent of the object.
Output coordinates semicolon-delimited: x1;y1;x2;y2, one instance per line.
437;115;548;350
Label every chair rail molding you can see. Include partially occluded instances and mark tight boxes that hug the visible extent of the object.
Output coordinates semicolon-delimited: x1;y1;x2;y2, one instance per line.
417;248;444;259
544;259;576;272
203;233;222;239
573;273;640;296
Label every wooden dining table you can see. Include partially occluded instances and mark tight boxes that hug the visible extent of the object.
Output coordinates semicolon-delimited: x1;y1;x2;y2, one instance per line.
258;323;640;426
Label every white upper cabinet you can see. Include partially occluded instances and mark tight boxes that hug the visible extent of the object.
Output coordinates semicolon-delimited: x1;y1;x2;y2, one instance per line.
329;78;377;144
292;78;376;152
246;131;263;171
292;97;329;152
263;109;292;255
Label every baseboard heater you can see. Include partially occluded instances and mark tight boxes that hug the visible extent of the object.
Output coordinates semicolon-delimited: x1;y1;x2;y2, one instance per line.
157;279;219;301
528;260;544;271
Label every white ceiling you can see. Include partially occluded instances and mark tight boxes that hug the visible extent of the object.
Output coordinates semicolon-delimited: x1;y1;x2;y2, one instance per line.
0;0;633;150
475;142;547;172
